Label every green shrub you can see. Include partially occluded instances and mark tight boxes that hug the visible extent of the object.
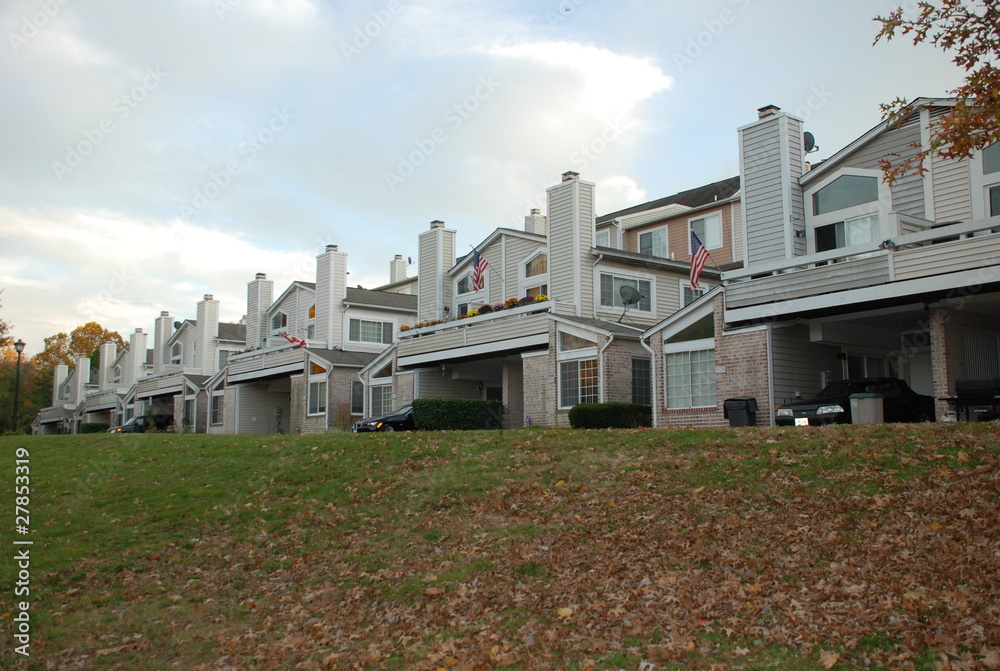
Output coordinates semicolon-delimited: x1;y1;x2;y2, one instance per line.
80;423;110;434
568;403;651;429
413;398;504;431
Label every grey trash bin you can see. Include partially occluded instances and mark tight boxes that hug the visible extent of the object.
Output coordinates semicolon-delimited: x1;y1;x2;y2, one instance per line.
723;396;758;427
849;393;884;424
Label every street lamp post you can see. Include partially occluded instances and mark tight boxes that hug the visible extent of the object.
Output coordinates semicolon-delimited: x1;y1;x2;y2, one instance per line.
12;339;25;433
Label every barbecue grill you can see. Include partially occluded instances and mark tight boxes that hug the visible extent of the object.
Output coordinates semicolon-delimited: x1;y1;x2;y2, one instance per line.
944;378;1000;420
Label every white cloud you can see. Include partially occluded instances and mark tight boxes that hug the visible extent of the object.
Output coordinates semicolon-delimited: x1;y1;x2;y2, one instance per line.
487;41;673;122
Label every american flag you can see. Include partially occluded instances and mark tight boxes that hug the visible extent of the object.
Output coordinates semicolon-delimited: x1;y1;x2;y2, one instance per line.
471;249;488;291
280;332;307;347
689;230;709;290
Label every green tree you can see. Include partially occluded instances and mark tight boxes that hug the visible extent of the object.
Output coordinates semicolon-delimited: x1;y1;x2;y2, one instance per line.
874;1;1000;182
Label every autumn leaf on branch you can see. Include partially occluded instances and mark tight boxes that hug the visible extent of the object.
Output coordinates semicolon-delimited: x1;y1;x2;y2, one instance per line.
874;1;1000;183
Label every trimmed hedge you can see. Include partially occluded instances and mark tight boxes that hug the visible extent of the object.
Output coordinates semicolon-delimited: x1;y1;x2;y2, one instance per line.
413;398;504;431
80;423;110;434
568;403;652;429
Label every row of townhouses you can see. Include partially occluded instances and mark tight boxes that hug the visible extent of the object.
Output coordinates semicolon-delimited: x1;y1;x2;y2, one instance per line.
32;99;1000;434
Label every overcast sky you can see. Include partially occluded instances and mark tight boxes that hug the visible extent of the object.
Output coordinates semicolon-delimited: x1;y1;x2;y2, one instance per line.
0;0;963;356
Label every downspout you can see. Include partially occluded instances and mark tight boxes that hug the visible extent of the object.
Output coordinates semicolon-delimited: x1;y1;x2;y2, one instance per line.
640;333;658;428
598;332;615;403
592;253;604;320
765;323;775;426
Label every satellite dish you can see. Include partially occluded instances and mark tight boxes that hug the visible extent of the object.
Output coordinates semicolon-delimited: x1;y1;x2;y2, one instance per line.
407;257;412;265
618;285;643;323
803;131;818;154
173;321;182;330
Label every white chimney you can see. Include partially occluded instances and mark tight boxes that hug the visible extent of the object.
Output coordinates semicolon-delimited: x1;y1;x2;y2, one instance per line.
524;208;547;236
53;364;69;405
417;220;456;321
390;254;407;283
128;328;148;385
195;294;220;374
73;356;91;403
547;172;595;317
315;245;347;348
246;273;274;349
153;311;173;373
98;341;117;390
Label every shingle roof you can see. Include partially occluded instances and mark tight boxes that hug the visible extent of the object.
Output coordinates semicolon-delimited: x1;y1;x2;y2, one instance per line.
597;176;740;223
345;287;418;311
306;348;379;367
218;323;246;342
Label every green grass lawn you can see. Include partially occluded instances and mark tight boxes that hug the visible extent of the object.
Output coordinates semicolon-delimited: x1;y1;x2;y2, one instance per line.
1;424;998;669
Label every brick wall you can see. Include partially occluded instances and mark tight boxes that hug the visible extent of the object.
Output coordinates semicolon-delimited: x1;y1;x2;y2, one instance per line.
523;348;556;427
930;305;999;418
503;359;525;429
328;367;361;430
601;337;649;404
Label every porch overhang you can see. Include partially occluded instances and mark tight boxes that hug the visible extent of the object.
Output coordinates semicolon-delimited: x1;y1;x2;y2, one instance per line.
228;362;305;384
398;333;549;368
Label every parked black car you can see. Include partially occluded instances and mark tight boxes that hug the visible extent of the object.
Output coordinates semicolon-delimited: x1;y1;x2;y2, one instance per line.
108;415;172;433
352;405;415;432
775;378;935;426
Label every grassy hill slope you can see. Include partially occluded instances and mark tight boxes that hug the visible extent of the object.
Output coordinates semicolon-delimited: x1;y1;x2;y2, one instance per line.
1;424;998;670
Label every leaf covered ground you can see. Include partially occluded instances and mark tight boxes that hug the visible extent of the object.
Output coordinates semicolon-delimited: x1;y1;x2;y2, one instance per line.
2;423;998;670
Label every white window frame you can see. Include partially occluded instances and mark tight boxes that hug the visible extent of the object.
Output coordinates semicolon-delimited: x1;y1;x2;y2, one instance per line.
663;338;716;409
351;380;365;415
596;228;611;248
689;211;724;251
455;272;474;296
218;350;232;370
369;384;393;417
518;250;549;299
970;143;1000;220
112;365;122;384
308;378;327;416
211;392;224;425
348;318;395;346
597;271;654;315
804;168;889;253
638;226;669;258
270;311;288;333
558;357;600;409
680;280;706;307
170;342;183;366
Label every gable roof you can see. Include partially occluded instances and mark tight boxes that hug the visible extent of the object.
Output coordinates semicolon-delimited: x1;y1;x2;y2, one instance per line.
597;176;741;224
452;227;547;274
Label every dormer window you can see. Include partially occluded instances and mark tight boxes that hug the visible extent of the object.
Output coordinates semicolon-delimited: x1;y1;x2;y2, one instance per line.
805;169;887;254
271;312;288;331
112;365;122;384
520;251;549;298
456;274;473;295
170;342;183;365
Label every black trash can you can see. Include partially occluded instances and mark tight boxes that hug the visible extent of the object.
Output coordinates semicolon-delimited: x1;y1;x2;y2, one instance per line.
723;396;758;427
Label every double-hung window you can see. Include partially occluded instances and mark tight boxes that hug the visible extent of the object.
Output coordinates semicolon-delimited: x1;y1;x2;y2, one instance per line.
599;273;652;313
557;328;599;409
638;227;668;258
349;319;394;345
690;212;723;250
664;338;716;409
308;362;327;415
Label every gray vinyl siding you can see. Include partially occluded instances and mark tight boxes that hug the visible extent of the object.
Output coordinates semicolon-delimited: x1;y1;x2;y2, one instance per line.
547;184;577;316
415;369;480;399
932;153;972;222
788;131;806;257
818;117;925;218
578;185;596;318
505;236;547;300
236;383;291;434
417;231;439;321
726;256;890;309
742;122;788;265
731;200;744;263
315;259;331;342
770;325;842;408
